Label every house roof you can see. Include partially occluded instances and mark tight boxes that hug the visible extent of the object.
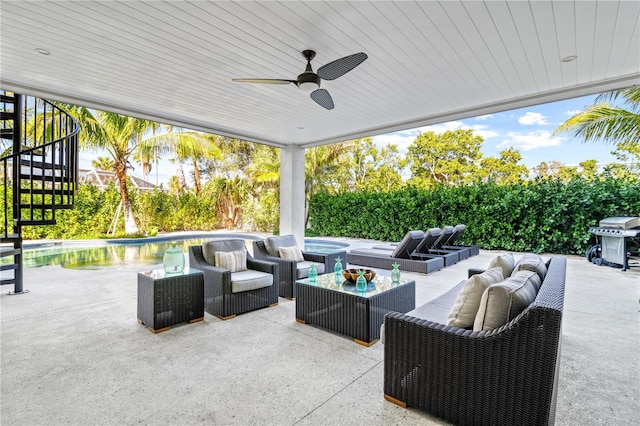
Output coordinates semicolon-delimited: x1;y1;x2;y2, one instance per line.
1;1;638;147
80;169;157;191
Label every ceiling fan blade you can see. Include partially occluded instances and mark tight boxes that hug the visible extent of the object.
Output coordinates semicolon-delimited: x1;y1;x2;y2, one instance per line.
310;89;334;110
317;52;368;81
232;78;295;85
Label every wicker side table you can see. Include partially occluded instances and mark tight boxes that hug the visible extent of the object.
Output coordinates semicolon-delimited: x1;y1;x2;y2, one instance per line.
137;268;204;333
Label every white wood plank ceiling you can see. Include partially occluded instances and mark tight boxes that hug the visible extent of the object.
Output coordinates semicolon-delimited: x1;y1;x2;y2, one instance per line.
1;1;639;147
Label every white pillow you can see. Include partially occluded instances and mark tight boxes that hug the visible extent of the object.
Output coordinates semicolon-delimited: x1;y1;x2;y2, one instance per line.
214;250;247;272
279;245;304;262
447;267;504;328
473;270;541;331
512;253;547;285
487;253;515;278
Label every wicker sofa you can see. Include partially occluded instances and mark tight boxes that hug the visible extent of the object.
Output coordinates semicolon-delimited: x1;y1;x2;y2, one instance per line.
383;255;566;426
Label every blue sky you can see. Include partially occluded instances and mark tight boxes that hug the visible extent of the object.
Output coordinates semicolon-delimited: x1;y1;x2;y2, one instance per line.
372;94;616;172
81;94;616;186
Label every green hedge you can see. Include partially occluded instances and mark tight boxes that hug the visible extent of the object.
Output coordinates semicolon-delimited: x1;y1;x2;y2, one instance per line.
307;177;640;255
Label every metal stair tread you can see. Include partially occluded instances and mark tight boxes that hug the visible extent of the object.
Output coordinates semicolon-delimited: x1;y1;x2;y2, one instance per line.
0;263;19;271
0;248;21;257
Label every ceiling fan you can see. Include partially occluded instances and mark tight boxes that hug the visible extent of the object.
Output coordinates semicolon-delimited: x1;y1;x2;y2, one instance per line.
232;50;368;110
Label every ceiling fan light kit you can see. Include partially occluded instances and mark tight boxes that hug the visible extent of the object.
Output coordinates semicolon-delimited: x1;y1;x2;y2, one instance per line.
232;49;367;110
298;81;320;92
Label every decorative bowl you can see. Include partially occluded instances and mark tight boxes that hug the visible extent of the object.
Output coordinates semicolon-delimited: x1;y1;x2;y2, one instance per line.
341;268;376;282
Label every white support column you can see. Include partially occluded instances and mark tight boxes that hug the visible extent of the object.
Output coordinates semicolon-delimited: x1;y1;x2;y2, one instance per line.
280;144;306;247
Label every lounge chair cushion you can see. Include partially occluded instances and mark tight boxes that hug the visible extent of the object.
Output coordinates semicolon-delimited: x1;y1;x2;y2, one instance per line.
473;270;541;331
202;239;246;266
296;261;325;279
230;270;273;293
279;245;304;262
214;250;247;272
512;253;547;284
487;253;516;278
264;234;298;257
390;230;423;259
447;267;504;328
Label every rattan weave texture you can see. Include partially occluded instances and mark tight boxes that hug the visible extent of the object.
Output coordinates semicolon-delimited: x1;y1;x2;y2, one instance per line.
189;245;279;319
383;257;566;425
253;240;345;298
137;269;204;331
296;275;415;344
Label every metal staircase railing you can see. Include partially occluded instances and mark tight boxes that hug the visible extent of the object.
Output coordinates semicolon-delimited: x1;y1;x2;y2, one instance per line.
1;90;79;294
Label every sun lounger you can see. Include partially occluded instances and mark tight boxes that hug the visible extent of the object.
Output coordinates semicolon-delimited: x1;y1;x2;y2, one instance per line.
428;225;470;260
347;231;444;274
412;228;459;266
441;224;480;257
372;229;460;267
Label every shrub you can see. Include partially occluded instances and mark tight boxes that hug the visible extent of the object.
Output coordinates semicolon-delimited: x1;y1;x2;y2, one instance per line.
307;176;640;255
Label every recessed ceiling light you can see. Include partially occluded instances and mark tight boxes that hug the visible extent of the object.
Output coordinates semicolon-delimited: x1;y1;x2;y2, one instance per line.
561;55;577;63
35;48;51;55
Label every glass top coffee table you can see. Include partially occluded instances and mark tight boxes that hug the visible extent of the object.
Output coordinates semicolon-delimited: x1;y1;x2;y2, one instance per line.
295;272;415;346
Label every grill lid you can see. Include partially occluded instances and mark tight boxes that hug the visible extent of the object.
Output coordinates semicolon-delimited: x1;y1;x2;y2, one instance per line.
598;217;640;230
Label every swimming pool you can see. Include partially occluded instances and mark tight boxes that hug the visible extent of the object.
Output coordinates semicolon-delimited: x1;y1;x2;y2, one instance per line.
13;235;349;269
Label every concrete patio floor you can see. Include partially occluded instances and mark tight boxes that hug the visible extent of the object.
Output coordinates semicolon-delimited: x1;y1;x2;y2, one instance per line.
1;239;638;425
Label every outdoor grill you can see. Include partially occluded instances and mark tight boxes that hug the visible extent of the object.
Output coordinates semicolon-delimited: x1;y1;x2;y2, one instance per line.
588;217;640;271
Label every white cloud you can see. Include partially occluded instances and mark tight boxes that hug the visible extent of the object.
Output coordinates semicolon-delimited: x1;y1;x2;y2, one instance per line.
565;109;582;116
497;130;564;151
373;119;501;153
372;132;418;154
518;112;549;125
472;124;499;140
417;121;465;133
475;114;494;121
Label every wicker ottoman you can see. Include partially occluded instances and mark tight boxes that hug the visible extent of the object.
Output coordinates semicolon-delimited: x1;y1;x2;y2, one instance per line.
295;273;415;346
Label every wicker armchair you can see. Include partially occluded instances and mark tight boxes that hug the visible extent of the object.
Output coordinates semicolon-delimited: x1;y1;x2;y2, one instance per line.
188;239;279;320
383;256;566;426
253;235;346;299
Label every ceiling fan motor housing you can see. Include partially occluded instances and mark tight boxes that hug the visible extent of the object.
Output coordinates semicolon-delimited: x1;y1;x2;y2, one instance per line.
297;71;320;91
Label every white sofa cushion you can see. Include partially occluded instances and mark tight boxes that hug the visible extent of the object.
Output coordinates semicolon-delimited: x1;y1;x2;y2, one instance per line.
473;270;541;331
230;270;273;293
487;253;516;278
447;267;504;328
512;253;547;285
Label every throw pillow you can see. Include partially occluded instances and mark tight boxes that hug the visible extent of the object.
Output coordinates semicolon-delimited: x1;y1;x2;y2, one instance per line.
447;267;504;328
279;245;305;262
473;270;541;331
264;234;298;257
487;253;516;278
512;253;547;285
214;250;247;272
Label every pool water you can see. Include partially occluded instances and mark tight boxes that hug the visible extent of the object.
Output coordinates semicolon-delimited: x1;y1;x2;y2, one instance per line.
11;237;349;270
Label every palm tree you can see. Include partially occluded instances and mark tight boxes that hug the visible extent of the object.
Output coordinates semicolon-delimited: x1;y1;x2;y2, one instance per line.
91;156;114;171
555;87;640;146
305;141;355;225
210;176;248;229
59;105;163;234
176;133;222;194
244;144;280;190
144;127;221;194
